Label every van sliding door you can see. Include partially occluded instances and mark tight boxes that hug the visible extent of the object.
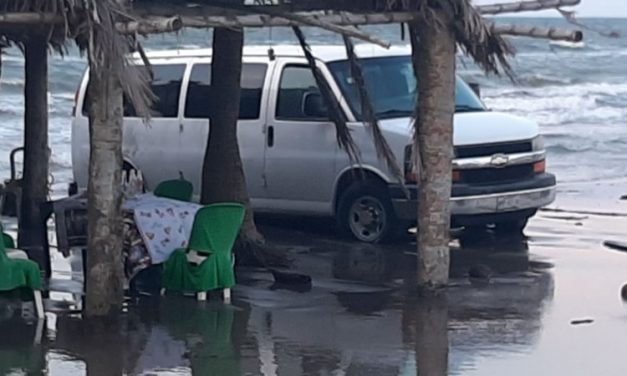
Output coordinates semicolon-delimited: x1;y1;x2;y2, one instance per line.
179;60;271;201
118;62;187;191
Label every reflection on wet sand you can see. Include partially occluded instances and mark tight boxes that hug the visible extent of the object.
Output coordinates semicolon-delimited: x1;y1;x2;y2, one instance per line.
408;295;449;376
0;219;559;376
0;318;46;375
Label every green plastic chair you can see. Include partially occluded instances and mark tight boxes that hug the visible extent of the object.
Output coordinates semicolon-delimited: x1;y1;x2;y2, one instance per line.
153;179;194;202
0;227;24;259
162;203;245;302
2;233;15;249
0;226;44;317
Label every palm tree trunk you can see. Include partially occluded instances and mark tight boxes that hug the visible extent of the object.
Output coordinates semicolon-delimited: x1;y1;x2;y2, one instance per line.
19;36;50;274
201;28;265;258
84;45;125;317
411;15;456;289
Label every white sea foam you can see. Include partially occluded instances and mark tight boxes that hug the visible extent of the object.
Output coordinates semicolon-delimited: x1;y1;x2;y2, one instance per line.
549;40;586;49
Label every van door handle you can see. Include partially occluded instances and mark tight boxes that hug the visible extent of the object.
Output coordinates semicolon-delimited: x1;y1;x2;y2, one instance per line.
267;126;274;147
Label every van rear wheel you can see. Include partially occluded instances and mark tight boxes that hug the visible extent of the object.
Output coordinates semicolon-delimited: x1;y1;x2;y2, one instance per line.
337;182;398;243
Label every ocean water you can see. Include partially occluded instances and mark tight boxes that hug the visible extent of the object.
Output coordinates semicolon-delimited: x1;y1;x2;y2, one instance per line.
0;18;625;210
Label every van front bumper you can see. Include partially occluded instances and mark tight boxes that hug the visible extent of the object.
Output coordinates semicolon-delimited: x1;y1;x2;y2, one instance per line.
389;173;556;221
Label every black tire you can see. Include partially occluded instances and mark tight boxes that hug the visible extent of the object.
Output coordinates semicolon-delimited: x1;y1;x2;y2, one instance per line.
336;181;399;243
494;218;529;235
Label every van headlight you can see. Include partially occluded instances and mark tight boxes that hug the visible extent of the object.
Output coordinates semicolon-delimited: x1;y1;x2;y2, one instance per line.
532;135;545;151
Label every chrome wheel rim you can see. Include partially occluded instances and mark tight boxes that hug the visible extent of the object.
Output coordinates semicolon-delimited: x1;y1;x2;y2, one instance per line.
348;196;387;242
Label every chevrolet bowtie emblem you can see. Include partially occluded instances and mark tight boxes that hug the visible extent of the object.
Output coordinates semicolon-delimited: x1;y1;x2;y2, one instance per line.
489;154;509;167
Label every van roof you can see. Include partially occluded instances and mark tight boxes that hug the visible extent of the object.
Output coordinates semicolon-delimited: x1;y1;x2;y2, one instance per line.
139;44;411;62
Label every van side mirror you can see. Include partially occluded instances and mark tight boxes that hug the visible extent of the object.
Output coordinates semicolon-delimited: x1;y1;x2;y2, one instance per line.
469;82;481;98
302;92;328;118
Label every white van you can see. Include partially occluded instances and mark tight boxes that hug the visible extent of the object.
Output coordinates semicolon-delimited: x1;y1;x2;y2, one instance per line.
71;45;556;243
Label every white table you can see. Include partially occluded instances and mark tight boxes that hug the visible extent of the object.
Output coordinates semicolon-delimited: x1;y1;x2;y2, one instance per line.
123;194;202;264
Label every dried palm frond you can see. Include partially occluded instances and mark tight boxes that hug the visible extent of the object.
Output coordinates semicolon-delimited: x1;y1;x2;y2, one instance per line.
0;0;76;53
292;26;360;163
446;0;514;76
0;1;153;113
408;22;425;180
384;0;514;76
558;8;619;38
342;34;405;190
82;0;153;119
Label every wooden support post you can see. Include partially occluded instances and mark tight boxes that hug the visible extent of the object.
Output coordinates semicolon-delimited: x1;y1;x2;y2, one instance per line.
201;27;267;262
410;13;456;289
201;28;246;204
19;36;50;276
84;35;125;317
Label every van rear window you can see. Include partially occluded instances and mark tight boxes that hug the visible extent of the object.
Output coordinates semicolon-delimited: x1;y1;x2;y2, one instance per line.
184;63;267;120
82;64;186;118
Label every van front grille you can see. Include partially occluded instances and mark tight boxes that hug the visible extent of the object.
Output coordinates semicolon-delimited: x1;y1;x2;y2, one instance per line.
455;141;533;159
461;164;535;184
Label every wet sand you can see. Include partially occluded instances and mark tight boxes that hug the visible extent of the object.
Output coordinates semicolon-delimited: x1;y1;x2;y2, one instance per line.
1;202;627;375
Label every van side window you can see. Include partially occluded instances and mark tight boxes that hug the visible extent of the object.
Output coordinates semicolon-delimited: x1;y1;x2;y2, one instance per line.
276;65;328;121
82;64;186;118
184;63;267;120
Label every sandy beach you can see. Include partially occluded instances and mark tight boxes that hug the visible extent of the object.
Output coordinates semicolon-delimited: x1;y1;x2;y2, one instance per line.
1;198;626;375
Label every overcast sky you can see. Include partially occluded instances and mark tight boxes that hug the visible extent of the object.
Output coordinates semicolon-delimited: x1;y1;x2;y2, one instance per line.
473;0;627;18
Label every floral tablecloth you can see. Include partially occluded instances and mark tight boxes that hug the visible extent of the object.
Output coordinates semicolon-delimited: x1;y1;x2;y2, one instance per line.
122;194;202;266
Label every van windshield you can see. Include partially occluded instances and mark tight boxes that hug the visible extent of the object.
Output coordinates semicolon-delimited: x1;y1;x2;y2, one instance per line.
327;56;485;120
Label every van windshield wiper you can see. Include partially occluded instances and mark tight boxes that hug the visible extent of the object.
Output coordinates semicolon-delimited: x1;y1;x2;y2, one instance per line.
374;109;414;119
455;105;485;113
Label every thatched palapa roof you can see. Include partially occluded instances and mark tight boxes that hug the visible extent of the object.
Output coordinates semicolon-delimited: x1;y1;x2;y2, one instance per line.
0;1;585;70
0;0;80;49
0;0;584;117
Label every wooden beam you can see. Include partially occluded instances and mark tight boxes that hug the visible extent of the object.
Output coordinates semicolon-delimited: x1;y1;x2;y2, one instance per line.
270;13;391;48
410;13;455;288
477;0;581;15
115;16;183;35
0;12;63;25
489;22;583;42
179;14;582;42
0;1;583;26
180;12;417;28
137;0;579;14
19;36;51;276
132;0;413;14
137;11;582;43
0;7;583;43
201;3;392;48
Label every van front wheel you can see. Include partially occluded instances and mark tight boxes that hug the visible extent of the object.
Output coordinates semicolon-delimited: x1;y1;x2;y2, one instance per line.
337;182;398;243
